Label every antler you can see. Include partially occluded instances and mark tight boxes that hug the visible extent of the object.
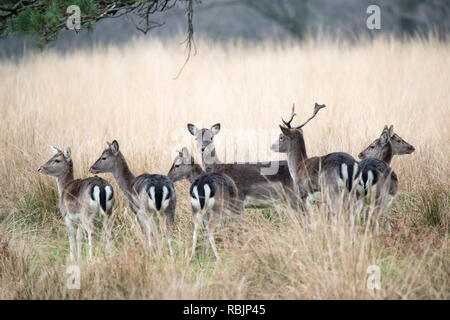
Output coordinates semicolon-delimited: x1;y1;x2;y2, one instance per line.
296;103;326;129
282;103;297;128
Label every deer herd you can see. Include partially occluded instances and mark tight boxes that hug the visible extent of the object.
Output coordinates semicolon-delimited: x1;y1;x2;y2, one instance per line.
38;103;415;261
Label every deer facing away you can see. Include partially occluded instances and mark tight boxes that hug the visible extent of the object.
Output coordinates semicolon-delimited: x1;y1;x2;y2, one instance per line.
271;103;359;216
168;147;243;260
38;146;114;260
89;140;176;255
356;125;415;232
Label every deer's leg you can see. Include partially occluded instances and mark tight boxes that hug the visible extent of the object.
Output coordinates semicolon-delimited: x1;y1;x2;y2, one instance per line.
385;195;394;233
103;207;114;249
357;198;366;226
65;216;75;261
164;203;176;256
204;219;210;255
206;212;222;260
76;224;83;261
190;211;202;261
137;211;152;250
82;215;95;260
287;187;299;209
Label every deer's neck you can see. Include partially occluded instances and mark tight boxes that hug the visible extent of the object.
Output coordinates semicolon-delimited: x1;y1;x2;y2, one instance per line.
56;165;74;197
381;144;393;165
188;163;204;183
111;152;136;197
287;136;308;181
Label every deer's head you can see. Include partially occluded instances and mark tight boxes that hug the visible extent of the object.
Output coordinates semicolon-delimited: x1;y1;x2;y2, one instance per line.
89;140;120;174
38;146;72;177
167;147;194;182
187;123;220;161
271;103;325;155
358;125;394;161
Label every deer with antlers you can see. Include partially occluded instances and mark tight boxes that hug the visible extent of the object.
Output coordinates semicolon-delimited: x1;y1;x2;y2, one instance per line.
186;124;297;209
270;103;359;216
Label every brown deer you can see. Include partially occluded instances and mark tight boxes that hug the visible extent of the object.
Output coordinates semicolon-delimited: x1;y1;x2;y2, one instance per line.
270;103;359;216
167;147;204;184
89;140;176;255
168;147;244;260
186;124;296;209
38;146;114;260
356;125;415;232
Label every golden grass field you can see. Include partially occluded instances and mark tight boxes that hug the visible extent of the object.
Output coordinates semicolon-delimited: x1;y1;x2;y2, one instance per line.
0;36;448;299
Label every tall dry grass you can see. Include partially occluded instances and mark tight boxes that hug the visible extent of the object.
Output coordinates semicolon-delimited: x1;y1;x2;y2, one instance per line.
0;36;448;299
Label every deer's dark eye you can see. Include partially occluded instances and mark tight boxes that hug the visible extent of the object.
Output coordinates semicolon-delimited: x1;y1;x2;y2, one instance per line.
102;157;106;161
175;164;180;168
54;160;61;163
370;146;375;149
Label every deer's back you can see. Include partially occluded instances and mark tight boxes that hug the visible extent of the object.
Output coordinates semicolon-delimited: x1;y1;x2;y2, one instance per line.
61;176;112;215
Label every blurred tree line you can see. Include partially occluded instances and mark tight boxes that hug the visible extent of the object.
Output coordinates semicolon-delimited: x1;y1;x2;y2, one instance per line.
242;0;449;39
0;0;449;55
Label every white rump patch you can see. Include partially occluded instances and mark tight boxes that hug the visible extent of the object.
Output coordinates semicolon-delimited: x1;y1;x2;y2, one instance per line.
203;184;215;211
91;185;101;209
337;163;348;189
147;186;157;211
190;186;201;212
105;186;113;210
353;163;359;180
161;186;170;211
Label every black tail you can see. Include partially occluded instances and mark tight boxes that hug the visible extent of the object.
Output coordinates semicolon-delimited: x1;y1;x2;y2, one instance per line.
339;162;357;192
148;184;171;211
99;187;107;212
198;185;206;210
90;185;107;212
154;186;163;211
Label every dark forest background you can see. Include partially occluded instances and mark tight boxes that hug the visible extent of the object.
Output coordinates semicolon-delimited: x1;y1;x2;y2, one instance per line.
1;0;449;57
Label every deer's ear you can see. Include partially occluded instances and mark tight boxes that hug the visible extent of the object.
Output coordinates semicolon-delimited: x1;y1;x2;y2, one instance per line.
50;146;61;154
211;123;221;135
63;147;72;161
110;140;119;155
380;132;389;145
181;147;190;158
187;123;197;136
388;125;394;138
279;125;294;137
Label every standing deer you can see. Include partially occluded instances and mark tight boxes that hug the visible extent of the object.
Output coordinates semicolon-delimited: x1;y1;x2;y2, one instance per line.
168;147;244;260
270;103;359;216
356;125;415;232
186;124;296;209
89;140;176;255
167;147;204;184
38;146;114;261
189;172;242;260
